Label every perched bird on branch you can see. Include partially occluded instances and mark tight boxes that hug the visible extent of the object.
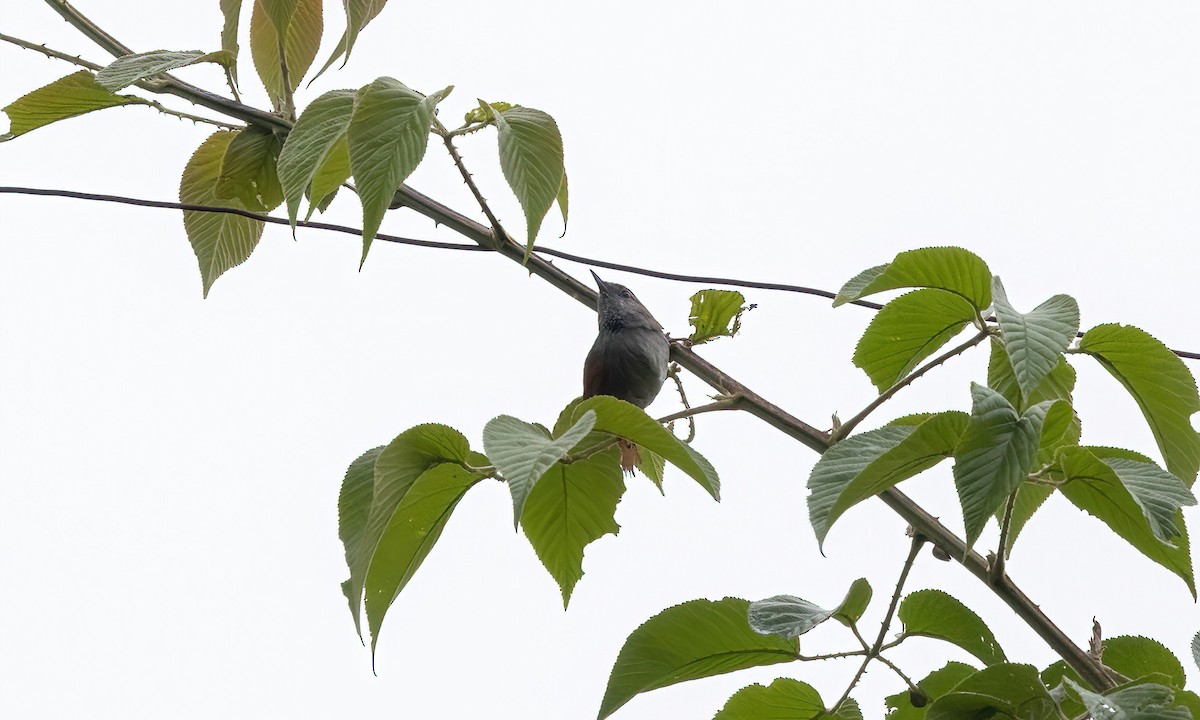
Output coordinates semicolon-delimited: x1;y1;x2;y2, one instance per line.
583;270;670;472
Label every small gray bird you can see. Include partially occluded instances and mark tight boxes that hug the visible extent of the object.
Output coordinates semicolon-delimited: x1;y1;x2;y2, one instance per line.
583;270;670;471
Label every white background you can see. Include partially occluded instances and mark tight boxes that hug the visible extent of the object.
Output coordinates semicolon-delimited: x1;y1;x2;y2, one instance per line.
2;1;1199;718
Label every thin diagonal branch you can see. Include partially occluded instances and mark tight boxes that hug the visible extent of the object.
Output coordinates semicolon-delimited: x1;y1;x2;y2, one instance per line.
0;31;102;69
434;118;507;248
0;33;241;129
992;489;1019;582
834;533;925;710
831;329;992;442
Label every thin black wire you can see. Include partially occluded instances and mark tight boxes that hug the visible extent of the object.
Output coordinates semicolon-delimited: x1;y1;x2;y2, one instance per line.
2;185;1196;362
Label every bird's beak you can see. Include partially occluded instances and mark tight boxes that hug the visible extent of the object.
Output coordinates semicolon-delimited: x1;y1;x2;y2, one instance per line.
590;269;608;292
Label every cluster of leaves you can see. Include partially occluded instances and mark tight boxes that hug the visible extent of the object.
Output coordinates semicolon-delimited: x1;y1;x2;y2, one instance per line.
1;0;568;295
336;394;721;656
599;585;1199;718
588;247;1200;718
816;247;1199;589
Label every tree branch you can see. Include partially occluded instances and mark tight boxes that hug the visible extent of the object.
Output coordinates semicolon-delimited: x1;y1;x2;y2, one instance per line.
434;118;507;247
831;328;992;442
835;533;925;710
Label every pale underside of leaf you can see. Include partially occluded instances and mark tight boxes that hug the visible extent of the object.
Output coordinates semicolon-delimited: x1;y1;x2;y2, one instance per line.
483;411;596;526
95;50;234;92
991;277;1080;402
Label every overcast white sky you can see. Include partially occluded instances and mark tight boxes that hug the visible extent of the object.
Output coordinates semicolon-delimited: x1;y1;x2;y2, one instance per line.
2;2;1200;718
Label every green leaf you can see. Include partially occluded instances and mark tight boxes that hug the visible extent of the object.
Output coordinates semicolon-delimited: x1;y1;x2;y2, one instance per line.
885;662;977;720
1036;399;1081;464
1079;324;1200;484
996;400;1080;556
179;131;265;297
521;449;624;607
363;462;482;653
999;482;1055;557
348;78;447;264
1194;631;1200;675
927;663;1056;720
465;99;515;124
852;289;975;392
220;0;243;87
748;595;833;639
1058;447;1195;594
95;50;234;91
953;384;1051;547
337;445;383;637
688;289;750;345
898;589;1006;666
598;598;798;720
991;278;1080;403
259;0;300;33
713;678;824;720
638;447;666;494
834;247;992;312
306;134;350;218
483;411;596;527
249;0;323;110
832;578;872;627
277;89;356;226
988;340;1078;413
555;171;569;234
1102;636;1187;690
1;71;144;141
493;106;565;257
834;698;863;720
311;0;388;81
808;411;967;549
342;424;475;642
215;126;284;212
987;345;1079;554
1105;457;1196;543
563;396;720;500
1176;690;1200;719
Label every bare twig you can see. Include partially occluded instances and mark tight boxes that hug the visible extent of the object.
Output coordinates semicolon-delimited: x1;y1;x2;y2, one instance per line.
796;648;868;662
876;654;921;694
666;364;697;442
0;31;102;69
434;118;507;248
835;533;926;710
656;396;741;425
992;489;1019;581
831;329;992;441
